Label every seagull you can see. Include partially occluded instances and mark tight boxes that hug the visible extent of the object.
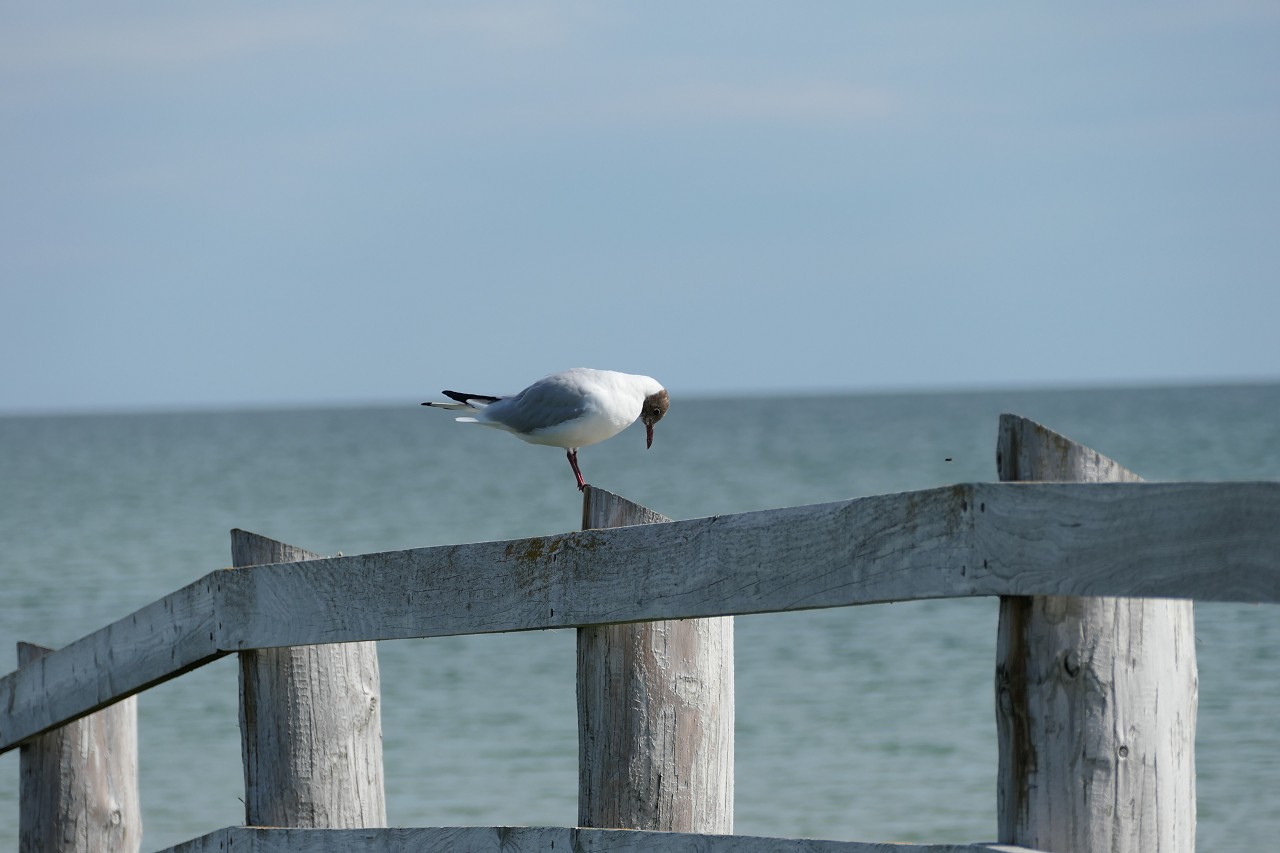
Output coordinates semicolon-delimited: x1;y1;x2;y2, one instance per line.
421;368;670;491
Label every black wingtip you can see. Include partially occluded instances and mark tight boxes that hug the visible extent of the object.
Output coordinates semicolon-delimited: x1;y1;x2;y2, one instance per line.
443;390;501;405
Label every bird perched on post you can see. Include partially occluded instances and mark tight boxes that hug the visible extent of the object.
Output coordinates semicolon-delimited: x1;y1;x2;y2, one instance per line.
422;368;670;491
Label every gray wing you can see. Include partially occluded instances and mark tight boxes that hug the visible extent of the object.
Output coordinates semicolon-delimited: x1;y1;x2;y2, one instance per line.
483;375;590;434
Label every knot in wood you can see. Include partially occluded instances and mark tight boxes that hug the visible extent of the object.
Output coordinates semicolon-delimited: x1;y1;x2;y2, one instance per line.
1061;649;1081;679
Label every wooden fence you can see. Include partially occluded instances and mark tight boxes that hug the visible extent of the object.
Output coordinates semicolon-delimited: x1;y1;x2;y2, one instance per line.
4;414;1278;852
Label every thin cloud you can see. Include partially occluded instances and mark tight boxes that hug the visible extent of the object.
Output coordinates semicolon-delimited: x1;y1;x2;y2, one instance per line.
654;79;895;124
408;77;900;141
0;8;349;73
401;5;606;52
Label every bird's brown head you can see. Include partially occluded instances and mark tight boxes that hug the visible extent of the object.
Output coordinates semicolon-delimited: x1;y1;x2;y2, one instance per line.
641;389;670;449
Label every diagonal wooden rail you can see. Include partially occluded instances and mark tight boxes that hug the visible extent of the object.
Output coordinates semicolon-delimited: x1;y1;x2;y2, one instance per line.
3;480;1278;755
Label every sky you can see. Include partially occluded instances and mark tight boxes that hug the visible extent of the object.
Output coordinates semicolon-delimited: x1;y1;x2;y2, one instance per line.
2;2;1278;414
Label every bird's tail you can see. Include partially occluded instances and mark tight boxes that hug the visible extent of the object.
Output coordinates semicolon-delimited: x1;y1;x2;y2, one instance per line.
421;390;502;411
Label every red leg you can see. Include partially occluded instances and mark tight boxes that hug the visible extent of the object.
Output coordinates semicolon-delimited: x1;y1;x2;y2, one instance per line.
566;449;587;491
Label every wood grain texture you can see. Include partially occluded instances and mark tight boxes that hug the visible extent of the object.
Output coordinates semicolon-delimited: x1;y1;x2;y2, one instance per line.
234;530;387;829
220;481;1278;651
18;643;141;853
4;480;1276;754
577;487;734;832
994;414;1198;853
219;483;974;649
157;825;1046;853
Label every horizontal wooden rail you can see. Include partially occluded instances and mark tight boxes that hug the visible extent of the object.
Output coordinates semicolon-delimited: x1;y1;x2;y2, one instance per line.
3;481;1278;754
159;825;1043;853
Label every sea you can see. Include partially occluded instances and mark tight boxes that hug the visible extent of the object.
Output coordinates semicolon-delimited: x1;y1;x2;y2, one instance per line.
1;383;1277;851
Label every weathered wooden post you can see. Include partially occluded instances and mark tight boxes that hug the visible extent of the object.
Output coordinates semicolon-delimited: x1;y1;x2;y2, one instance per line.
17;642;141;853
232;529;387;828
994;414;1198;852
576;487;734;832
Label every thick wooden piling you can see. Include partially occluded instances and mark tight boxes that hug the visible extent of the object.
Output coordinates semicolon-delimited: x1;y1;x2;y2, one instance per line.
576;487;735;832
994;415;1198;852
232;530;387;828
17;642;141;853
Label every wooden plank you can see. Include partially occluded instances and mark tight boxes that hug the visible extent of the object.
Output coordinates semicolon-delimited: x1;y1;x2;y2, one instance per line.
157;825;1047;853
18;643;142;853
217;482;973;649
577;488;734;832
234;530;387;829
993;415;1197;853
3;481;1278;755
221;481;1280;653
968;480;1279;602
0;574;224;754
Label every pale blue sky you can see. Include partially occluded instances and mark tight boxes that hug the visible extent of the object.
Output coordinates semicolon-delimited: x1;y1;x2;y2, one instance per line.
3;3;1278;414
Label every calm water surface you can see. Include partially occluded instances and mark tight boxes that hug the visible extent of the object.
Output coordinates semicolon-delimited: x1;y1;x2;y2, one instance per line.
1;384;1277;850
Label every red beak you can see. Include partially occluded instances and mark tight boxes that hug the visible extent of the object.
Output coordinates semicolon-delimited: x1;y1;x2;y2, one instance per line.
646;422;654;449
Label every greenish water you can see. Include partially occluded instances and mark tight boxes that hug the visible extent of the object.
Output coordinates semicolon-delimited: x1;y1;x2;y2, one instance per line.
2;383;1277;849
